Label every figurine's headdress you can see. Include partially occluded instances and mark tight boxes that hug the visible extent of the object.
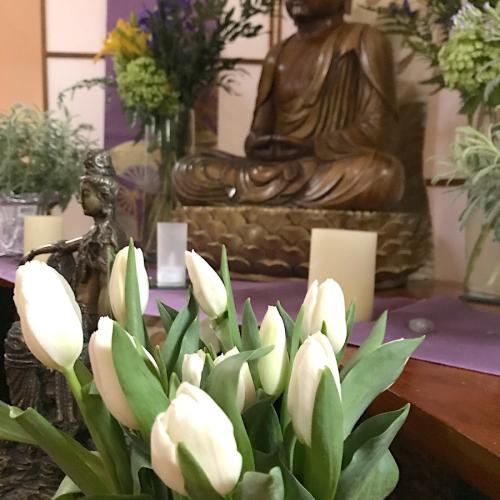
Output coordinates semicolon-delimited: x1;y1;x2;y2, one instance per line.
83;151;117;179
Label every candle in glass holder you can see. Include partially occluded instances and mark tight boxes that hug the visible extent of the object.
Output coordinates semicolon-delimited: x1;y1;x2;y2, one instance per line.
157;222;188;287
24;215;64;262
308;228;378;322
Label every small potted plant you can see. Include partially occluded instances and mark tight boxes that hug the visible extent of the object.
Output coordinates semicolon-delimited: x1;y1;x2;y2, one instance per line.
0;104;94;256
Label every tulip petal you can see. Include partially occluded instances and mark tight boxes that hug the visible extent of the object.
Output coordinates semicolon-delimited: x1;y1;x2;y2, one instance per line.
14;261;83;371
89;317;138;429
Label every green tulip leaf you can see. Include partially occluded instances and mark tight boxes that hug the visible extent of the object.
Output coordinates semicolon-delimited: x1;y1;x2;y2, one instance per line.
335;405;409;500
80;381;133;494
125;239;148;348
81;495;155;499
206;347;273;473
289;306;304;366
157;299;179;333
153;345;169;392
10;406;110;495
129;437;153;495
341;337;424;437
112;323;169;442
174;317;201;377
336;301;356;364
349;451;399;500
342;405;409;469
169;372;181;400
281;466;315;500
242;299;261;351
276;302;294;352
0;401;36;444
220;245;241;350
340;311;387;379
304;369;343;500
243;397;283;454
235;467;285;500
161;290;198;375
241;299;262;386
178;442;225;500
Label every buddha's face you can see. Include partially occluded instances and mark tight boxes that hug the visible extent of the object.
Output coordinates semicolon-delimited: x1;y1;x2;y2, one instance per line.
80;180;103;217
286;0;344;23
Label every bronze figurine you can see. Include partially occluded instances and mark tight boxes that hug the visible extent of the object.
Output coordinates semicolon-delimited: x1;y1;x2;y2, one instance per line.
21;150;127;337
0;151;127;498
173;0;404;210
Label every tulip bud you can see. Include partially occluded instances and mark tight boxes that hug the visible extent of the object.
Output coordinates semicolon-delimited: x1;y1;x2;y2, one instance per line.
109;245;149;327
301;279;347;354
88;317;138;429
182;349;206;387
257;306;289;397
185;250;227;319
214;347;256;412
287;332;341;446
151;382;242;496
13;261;83;371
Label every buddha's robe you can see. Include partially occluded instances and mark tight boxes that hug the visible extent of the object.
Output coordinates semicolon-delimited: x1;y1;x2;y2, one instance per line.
173;23;404;210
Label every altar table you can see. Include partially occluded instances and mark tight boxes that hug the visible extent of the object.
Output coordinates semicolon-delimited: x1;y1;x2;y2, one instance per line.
0;257;498;496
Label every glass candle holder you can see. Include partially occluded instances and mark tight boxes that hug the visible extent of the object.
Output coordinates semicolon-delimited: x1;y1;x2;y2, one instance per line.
156;222;188;287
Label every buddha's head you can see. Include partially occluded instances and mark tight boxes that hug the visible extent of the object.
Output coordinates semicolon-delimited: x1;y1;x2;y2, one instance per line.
286;0;348;23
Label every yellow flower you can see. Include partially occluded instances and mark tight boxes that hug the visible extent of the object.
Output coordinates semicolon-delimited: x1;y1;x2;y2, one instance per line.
95;18;149;62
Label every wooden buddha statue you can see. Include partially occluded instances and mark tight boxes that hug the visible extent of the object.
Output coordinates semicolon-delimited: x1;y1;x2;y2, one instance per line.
173;0;405;210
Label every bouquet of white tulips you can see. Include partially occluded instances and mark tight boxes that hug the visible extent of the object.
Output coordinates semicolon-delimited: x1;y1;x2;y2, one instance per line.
1;240;424;500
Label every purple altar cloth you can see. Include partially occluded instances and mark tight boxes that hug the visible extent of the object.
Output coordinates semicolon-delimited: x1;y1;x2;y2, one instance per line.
2;256;499;375
351;297;500;376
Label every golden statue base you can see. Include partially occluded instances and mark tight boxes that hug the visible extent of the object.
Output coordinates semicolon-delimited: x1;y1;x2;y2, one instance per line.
173;205;432;285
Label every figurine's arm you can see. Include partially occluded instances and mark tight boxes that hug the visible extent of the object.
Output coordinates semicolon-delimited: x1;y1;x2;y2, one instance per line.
20;238;82;265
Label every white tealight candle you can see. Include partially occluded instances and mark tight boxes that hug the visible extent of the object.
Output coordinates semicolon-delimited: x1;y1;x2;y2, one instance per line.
23;215;64;262
308;228;378;322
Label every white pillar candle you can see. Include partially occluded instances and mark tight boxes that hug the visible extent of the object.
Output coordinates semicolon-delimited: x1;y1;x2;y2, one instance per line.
308;228;378;322
23;215;64;262
157;222;188;287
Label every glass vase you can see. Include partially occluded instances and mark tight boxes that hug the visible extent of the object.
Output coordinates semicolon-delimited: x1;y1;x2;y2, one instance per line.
461;106;500;304
463;211;500;304
142;108;194;259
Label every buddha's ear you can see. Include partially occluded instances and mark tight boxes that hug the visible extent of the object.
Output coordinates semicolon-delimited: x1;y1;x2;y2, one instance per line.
344;0;353;14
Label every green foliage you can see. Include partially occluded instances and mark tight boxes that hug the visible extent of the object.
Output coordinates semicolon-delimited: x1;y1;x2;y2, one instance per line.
370;0;500;114
449;123;500;242
0;104;94;211
116;56;180;117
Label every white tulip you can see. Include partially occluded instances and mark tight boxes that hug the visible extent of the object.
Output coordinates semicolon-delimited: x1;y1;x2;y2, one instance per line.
185;250;227;319
13;261;83;371
182;350;206;387
301;279;347;354
257;306;289;397
214;347;256;412
151;382;242;496
287;332;341;446
109;245;149;327
88;317;138;429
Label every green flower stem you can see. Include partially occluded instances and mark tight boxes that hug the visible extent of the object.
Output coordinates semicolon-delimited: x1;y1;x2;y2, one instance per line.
63;365;121;494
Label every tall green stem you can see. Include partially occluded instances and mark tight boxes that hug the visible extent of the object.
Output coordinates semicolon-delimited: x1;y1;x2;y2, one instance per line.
63;366;121;494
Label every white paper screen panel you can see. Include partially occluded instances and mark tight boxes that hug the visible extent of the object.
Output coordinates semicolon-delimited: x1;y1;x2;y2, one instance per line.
47;58;106;147
45;0;107;53
217;64;261;155
221;0;270;59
